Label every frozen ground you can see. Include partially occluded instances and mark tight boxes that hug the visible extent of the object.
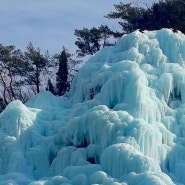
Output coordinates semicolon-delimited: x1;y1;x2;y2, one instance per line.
1;29;185;184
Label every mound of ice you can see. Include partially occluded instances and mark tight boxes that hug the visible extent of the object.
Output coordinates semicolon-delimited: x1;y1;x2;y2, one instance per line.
2;29;185;184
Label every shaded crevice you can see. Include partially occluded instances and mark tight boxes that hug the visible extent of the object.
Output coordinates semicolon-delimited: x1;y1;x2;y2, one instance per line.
87;157;96;164
168;87;181;106
89;85;102;100
75;138;90;148
49;151;57;165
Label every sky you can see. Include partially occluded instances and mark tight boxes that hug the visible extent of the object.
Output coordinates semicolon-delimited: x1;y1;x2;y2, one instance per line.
0;0;150;54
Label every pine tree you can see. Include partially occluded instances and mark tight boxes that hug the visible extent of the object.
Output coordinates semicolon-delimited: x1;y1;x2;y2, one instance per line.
0;44;26;104
56;48;69;96
105;0;185;35
74;25;114;57
105;3;146;34
24;42;48;93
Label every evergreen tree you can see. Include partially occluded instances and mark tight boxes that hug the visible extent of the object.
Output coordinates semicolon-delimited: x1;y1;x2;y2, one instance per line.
56;48;69;96
105;3;145;34
98;25;115;47
150;0;185;33
74;28;95;56
74;25;114;57
24;42;48;93
105;0;185;35
0;97;6;112
0;44;26;105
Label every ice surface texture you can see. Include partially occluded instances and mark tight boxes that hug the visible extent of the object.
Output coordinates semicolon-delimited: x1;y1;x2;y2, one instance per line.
1;29;185;184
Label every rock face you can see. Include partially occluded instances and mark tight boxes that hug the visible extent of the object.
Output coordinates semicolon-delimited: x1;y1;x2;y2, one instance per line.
1;29;185;184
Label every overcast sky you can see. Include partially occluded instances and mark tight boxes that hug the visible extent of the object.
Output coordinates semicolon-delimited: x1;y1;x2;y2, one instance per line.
0;0;150;54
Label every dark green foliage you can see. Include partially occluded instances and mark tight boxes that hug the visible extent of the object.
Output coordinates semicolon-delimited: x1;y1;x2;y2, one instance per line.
0;42;80;111
74;25;114;57
75;27;98;56
0;44;26;78
105;3;145;34
0;44;26;105
0;98;6;113
105;0;185;35
99;25;115;47
150;0;185;33
56;48;70;96
0;40;82;112
24;42;48;93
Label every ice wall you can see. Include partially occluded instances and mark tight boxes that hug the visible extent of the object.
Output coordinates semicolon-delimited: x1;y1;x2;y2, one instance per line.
1;29;185;184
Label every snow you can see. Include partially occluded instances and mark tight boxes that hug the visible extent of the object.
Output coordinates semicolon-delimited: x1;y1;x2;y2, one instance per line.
2;28;185;184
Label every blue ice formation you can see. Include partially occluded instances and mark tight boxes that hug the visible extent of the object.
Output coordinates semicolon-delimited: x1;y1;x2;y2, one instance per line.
1;29;185;184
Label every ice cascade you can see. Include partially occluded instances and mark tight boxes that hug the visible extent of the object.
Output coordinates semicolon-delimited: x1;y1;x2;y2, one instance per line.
1;29;185;184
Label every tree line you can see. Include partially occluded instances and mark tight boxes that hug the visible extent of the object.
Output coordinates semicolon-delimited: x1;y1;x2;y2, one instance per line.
0;0;184;111
75;0;185;56
0;43;80;111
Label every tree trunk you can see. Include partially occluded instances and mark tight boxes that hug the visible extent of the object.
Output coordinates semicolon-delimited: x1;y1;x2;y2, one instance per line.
36;66;40;93
0;73;8;105
8;67;16;100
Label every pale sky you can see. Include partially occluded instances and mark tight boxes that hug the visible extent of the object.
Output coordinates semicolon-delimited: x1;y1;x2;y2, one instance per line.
0;0;151;54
